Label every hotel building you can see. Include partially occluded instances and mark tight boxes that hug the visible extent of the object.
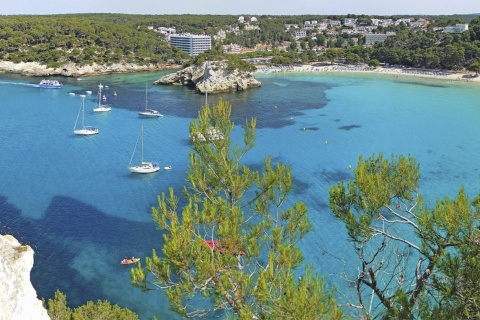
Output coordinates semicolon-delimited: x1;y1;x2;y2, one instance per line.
169;34;212;56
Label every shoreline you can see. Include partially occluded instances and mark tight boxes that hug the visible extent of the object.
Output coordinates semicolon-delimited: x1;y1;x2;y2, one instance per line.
0;61;181;77
1;60;478;84
254;64;480;83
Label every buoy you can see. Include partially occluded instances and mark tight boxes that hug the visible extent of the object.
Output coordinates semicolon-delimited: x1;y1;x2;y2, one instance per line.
325;140;328;144
348;165;352;169
303;128;306;131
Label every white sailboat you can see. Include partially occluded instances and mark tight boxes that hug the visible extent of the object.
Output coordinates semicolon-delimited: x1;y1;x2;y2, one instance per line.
190;83;223;142
93;83;111;112
139;83;163;117
74;95;98;135
128;125;160;173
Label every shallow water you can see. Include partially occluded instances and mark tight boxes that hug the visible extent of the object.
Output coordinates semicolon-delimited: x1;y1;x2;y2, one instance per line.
0;71;479;318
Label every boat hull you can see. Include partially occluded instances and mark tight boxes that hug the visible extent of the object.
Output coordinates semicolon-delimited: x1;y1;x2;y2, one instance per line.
74;128;98;135
139;109;163;117
120;258;140;265
38;85;62;89
94;106;112;112
129;162;160;174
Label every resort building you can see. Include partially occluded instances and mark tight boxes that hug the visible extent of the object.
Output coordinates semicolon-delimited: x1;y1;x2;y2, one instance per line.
344;18;356;26
294;30;307;40
365;33;394;45
169;33;212;56
443;24;469;33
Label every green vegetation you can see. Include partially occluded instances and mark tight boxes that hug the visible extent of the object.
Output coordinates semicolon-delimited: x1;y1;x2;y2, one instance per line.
0;15;189;66
1;14;479;71
183;48;256;72
329;153;480;319
130;101;342;319
44;290;139;320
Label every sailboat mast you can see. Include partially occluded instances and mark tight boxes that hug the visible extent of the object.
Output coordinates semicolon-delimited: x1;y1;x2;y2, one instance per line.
145;83;148;111
98;84;102;107
141;125;144;163
81;96;85;127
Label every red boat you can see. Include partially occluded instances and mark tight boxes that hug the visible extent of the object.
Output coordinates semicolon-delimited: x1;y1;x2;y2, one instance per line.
120;257;140;265
202;240;245;255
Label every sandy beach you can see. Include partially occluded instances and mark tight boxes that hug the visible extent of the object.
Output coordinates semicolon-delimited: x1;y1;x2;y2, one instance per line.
255;64;480;83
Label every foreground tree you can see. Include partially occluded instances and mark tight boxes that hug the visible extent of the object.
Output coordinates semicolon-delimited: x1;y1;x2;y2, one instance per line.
329;153;480;319
131;101;342;319
45;290;139;320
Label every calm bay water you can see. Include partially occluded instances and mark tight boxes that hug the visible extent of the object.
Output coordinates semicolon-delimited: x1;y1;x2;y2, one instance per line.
0;70;479;319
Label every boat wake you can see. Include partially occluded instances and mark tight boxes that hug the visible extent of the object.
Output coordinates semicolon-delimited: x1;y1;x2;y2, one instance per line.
0;81;38;87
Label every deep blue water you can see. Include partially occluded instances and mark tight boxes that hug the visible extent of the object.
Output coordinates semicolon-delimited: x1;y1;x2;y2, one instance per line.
0;70;479;319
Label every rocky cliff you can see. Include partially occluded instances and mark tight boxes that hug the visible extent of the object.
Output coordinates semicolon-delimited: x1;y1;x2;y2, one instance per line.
154;61;261;93
0;234;50;320
0;61;179;77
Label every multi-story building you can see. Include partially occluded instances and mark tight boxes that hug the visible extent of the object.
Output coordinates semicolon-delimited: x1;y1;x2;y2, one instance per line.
365;33;394;45
443;24;469;33
344;18;356;26
294;30;307;40
169;33;212;56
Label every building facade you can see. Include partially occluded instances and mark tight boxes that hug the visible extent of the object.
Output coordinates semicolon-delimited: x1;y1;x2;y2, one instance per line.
365;33;393;45
169;34;212;56
443;24;469;33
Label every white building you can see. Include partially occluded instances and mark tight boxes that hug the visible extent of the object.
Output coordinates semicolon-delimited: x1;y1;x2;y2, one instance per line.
294;30;307;40
344;18;356;26
365;33;394;45
443;24;469;33
170;34;212;56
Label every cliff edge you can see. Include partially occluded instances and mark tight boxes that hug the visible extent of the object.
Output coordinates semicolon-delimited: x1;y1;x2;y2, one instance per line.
0;234;50;320
154;60;261;93
0;61;180;77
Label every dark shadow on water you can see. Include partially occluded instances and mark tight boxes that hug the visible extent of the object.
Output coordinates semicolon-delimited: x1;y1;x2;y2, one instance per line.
338;124;361;131
315;168;353;185
0;195;164;314
394;80;448;88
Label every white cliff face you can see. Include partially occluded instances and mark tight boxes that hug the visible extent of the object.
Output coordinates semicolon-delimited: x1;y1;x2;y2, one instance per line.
154;60;262;93
0;235;50;320
0;61;179;77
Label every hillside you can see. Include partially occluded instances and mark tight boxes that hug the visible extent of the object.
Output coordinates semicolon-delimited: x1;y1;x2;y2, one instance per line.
0;15;189;68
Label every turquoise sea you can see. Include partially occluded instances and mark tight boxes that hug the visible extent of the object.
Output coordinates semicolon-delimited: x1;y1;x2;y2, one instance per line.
0;70;479;319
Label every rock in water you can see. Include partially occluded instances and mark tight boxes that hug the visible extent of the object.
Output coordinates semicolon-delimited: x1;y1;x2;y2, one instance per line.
154;60;261;93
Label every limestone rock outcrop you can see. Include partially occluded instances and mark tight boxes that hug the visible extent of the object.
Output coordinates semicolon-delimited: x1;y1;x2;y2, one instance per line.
0;61;180;77
154;60;261;93
0;234;50;320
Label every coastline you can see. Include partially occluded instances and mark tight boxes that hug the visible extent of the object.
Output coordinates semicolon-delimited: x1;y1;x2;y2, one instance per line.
255;64;480;84
1;59;478;84
0;61;181;77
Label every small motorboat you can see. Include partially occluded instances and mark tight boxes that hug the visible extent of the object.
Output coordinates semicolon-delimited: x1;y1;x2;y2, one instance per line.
120;257;140;265
86;90;92;94
164;166;172;170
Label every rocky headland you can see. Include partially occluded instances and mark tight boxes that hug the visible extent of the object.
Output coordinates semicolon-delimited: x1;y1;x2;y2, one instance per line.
0;60;180;77
0;234;50;320
154;60;262;93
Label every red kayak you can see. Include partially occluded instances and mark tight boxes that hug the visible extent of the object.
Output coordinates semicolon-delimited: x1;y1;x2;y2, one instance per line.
203;240;245;255
120;258;140;265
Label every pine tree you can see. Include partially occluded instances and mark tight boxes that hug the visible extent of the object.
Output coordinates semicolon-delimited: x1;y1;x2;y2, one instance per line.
131;100;342;319
329;153;480;319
